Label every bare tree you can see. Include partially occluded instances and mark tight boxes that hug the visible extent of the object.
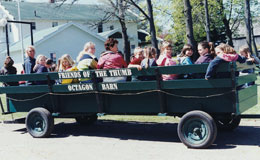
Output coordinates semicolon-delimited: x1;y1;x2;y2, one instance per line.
128;0;159;54
56;0;132;63
183;0;197;59
216;0;242;47
204;0;211;42
251;22;258;56
244;0;252;54
118;0;131;63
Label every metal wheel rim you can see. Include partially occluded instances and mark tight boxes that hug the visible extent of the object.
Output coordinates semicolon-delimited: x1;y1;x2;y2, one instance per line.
182;118;209;145
28;113;46;135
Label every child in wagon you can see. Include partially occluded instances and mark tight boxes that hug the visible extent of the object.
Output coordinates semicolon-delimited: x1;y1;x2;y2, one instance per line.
205;43;246;80
156;41;178;80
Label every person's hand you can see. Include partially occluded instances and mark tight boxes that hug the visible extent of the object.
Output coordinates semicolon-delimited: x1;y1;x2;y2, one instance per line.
137;65;142;71
247;57;254;62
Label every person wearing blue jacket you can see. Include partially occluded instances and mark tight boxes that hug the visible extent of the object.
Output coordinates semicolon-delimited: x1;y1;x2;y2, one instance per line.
205;43;246;80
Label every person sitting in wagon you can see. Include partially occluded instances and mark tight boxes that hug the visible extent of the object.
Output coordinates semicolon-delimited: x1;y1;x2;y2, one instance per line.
239;46;260;87
0;56;19;86
128;47;144;70
138;46;157;81
76;42;98;83
156;41;178;80
33;55;55;85
23;45;36;74
178;44;193;65
194;41;216;78
128;47;144;81
59;54;79;84
239;46;260;74
205;43;246;80
195;41;215;64
97;38;127;82
177;44;194;79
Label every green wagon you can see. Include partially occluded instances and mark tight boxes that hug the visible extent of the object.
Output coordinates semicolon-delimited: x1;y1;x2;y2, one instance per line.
0;62;258;149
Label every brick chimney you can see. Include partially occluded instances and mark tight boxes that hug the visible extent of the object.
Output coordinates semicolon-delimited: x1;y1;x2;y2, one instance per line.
49;0;55;3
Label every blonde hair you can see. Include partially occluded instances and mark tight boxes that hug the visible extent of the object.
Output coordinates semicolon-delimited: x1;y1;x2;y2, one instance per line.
25;45;35;56
60;54;75;70
133;47;143;56
160;41;172;55
76;42;95;62
33;55;46;71
215;43;236;54
35;55;46;64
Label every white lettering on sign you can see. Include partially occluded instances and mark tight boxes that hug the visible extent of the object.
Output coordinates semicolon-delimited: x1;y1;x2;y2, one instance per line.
101;83;118;90
68;84;93;92
82;71;91;78
95;70;108;77
108;69;132;77
58;72;81;79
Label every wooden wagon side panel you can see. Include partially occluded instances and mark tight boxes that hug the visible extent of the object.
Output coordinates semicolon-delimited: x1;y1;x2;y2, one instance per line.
7;93;52;112
238;85;258;114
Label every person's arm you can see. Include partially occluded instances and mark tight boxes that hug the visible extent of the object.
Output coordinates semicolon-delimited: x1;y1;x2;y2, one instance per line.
97;56;106;69
24;61;31;74
120;57;127;68
182;57;193;65
205;57;223;80
237;55;247;63
251;55;260;64
128;64;142;70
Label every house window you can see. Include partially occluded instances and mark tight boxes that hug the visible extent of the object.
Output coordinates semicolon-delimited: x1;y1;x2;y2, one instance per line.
2;27;5;33
98;23;103;33
131;45;135;49
31;22;36;30
110;25;114;30
50;53;56;63
52;22;58;27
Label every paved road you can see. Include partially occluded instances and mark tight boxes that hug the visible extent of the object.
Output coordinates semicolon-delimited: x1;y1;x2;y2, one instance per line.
0;119;259;160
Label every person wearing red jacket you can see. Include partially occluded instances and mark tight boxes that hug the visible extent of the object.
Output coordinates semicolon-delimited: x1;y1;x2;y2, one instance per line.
97;38;127;82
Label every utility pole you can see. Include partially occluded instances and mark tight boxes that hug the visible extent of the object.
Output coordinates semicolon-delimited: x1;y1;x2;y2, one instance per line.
17;0;25;63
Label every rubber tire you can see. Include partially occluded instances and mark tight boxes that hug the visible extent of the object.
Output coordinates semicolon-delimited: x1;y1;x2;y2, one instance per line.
177;110;217;149
75;114;98;125
215;116;241;131
26;107;54;138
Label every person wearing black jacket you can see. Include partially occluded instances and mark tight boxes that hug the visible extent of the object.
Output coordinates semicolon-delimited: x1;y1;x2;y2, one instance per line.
0;56;19;86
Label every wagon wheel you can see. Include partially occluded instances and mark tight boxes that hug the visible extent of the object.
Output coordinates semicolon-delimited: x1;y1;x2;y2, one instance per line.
215;116;241;131
75;114;98;125
26;107;54;138
177;110;217;149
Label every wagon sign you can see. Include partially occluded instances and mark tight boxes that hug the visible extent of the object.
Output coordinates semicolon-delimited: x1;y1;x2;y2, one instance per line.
58;69;131;92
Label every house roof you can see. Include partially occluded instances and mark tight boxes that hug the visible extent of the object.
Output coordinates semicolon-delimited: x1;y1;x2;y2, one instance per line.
98;28;121;39
1;22;106;53
0;1;139;21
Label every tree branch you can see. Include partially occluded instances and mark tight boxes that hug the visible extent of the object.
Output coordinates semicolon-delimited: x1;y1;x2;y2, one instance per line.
128;0;150;20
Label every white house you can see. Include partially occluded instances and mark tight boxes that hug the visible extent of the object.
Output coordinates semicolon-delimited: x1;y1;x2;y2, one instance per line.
0;1;139;54
0;22;106;71
232;18;260;53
